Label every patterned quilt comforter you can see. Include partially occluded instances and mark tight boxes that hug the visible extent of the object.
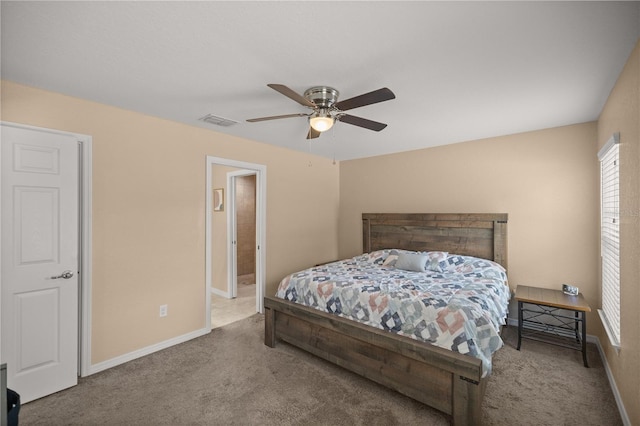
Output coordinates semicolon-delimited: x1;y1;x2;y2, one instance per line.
276;249;511;376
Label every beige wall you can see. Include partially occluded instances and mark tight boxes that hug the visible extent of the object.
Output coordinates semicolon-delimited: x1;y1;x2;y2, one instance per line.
339;122;599;300
1;81;340;364
597;39;640;424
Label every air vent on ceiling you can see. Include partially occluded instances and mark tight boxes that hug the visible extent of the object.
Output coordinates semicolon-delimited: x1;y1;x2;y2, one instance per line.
198;114;238;127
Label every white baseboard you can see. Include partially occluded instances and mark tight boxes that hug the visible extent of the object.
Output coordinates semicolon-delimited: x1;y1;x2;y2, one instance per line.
211;287;229;298
592;335;631;426
504;318;629;424
86;327;210;376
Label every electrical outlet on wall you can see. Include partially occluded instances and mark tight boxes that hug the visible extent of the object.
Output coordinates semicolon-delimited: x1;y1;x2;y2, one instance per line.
159;304;168;317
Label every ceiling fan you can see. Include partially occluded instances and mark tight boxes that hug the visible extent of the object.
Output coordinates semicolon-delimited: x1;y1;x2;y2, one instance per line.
247;84;395;139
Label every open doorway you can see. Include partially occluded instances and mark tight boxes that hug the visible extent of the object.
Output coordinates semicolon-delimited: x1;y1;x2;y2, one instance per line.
212;170;256;328
229;171;257;293
205;157;266;331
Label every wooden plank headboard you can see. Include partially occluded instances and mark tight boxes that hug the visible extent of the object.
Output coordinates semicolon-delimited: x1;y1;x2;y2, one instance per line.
362;213;508;270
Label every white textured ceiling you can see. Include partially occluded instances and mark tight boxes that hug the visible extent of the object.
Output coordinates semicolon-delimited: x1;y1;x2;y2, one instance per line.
2;1;639;160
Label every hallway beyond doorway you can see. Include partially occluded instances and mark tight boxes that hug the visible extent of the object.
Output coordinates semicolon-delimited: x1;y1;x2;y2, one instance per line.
211;274;256;328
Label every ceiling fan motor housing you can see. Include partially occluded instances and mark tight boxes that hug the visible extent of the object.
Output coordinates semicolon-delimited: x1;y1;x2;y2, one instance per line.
304;86;340;109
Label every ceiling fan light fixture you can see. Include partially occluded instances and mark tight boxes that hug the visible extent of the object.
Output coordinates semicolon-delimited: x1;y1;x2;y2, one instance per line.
309;111;334;132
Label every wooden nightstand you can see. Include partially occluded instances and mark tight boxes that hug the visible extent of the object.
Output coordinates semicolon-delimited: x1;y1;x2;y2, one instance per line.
515;285;591;367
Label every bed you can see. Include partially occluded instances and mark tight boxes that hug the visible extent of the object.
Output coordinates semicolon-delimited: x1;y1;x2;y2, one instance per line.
264;213;509;425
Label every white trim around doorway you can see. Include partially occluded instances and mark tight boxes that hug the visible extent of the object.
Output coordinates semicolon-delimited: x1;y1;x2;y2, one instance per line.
205;156;267;331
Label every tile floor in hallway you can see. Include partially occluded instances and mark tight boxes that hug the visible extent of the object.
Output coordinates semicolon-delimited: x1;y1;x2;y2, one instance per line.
211;274;257;329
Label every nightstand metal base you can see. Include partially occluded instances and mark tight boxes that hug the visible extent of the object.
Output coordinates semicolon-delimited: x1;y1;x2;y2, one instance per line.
515;285;591;368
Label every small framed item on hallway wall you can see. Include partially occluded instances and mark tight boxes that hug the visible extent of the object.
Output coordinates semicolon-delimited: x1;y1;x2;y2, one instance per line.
213;188;224;211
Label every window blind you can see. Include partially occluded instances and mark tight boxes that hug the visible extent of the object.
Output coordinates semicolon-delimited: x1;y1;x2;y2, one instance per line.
598;133;620;348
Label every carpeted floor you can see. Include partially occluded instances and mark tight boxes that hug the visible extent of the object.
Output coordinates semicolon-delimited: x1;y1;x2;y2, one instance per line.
21;314;622;425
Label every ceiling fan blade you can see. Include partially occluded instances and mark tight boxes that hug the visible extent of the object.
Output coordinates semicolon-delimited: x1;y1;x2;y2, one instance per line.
246;113;308;122
267;84;316;108
334;87;395;111
306;127;321;139
338;114;388;132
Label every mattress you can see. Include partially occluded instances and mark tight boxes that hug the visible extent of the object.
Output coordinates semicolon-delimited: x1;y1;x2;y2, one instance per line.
276;249;511;376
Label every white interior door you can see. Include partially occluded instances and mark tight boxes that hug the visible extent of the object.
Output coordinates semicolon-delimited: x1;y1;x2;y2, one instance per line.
1;124;79;402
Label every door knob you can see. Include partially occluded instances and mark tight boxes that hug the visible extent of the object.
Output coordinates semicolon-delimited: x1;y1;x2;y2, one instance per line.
51;270;74;280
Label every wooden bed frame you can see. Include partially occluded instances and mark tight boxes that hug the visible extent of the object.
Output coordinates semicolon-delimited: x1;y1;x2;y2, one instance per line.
264;213;508;425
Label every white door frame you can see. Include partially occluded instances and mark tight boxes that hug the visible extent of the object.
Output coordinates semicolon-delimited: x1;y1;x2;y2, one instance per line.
0;121;93;378
205;156;266;330
226;169;258;301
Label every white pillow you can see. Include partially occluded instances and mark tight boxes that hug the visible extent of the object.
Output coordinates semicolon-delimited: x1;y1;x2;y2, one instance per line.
394;252;428;272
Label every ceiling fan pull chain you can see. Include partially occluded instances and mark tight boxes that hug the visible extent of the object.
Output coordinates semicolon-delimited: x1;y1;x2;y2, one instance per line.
332;125;337;165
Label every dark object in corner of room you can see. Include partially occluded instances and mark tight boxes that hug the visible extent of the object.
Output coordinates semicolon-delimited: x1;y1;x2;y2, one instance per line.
562;284;579;296
7;388;20;426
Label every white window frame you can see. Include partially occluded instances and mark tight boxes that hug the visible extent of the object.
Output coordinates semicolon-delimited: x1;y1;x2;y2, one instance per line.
597;132;621;350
